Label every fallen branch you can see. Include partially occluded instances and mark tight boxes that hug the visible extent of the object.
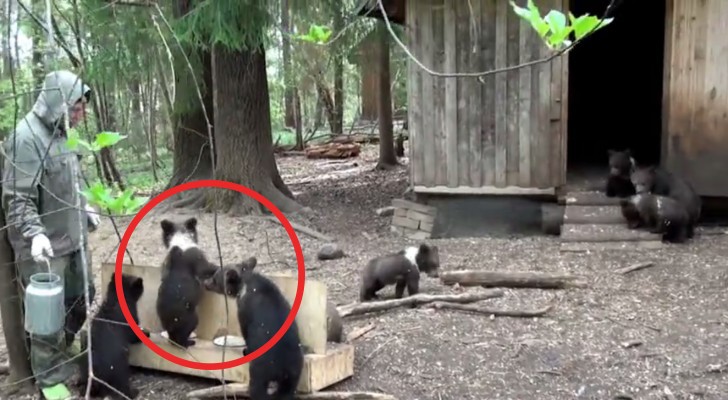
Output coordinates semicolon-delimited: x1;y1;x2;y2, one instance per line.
439;271;587;289
425;302;553;318
614;261;655;275
263;215;333;242
186;384;397;399
346;323;376;342
337;289;504;318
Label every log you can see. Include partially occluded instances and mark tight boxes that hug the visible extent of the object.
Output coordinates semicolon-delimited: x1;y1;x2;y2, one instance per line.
614;261;655;275
439;271;587;289
263;215;333;242
345;323;376;342
186;384;397;400
305;143;361;159
0;150;34;393
425;302;554;318
541;203;564;235
336;289;504;318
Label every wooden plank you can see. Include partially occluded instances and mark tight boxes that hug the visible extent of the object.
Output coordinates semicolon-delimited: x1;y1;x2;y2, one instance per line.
444;0;458;188
100;262;328;354
535;1;553;189
505;3;521;186
559;191;622;206
469;0;483;187
481;0;497;187
433;0;446;186
494;0;508;187
560;241;665;253
456;0;471;188
563;205;624;225
407;0;422;187
560;224;662;243
660;0;674;163
421;1;436;186
560;0;569;185
517;7;531;187
413;184;555;196
548;0;563;187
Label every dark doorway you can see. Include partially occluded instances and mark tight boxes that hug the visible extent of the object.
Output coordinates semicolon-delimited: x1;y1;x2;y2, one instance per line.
566;0;666;171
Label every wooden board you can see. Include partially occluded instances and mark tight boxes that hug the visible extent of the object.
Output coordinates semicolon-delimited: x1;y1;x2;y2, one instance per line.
100;262;327;355
558;191;622;206
561;241;665;252
563;205;624;225
560;224;662;242
406;0;568;191
127;334;354;393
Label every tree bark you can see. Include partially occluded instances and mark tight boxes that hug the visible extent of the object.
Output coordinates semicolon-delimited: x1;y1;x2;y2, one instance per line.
208;44;300;215
375;20;397;169
281;0;295;129
332;6;345;135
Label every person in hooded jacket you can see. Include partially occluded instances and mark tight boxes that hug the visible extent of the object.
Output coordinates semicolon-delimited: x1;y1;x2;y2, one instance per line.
1;70;101;400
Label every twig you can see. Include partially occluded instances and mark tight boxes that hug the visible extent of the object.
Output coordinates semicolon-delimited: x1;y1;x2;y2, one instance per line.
345;323;376;342
615;261;655;275
263;215;332;242
425;302;553;318
360;337;397;369
337;289;504;318
186;384;398;399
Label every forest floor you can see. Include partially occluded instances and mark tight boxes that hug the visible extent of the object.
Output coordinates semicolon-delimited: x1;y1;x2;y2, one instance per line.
3;143;728;400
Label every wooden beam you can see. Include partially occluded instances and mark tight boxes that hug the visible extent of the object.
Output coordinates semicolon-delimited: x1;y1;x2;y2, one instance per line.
413;185;555;196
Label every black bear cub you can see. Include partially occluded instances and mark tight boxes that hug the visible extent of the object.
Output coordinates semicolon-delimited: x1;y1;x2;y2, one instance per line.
605;149;636;198
620;193;690;243
359;243;441;302
79;273;149;399
220;259;304;399
630;165;701;238
202;256;257;297
156;217;207;348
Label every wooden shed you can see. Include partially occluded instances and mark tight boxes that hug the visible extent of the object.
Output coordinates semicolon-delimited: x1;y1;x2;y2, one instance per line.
357;0;728;198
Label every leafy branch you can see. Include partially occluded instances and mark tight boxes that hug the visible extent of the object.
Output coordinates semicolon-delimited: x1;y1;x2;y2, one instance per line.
66;129;148;216
293;24;333;44
510;0;614;49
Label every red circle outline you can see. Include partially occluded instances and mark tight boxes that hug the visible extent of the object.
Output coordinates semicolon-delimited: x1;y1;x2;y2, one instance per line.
115;179;305;371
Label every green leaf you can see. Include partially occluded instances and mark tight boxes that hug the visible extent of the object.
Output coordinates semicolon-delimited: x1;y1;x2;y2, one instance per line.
123;195;149;214
93;132;127;150
510;1;531;20
570;14;611;39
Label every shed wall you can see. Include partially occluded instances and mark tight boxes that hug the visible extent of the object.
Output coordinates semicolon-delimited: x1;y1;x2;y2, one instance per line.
407;0;568;195
663;0;728;197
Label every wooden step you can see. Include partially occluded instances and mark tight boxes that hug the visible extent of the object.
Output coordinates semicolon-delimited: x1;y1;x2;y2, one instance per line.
563;205;624;225
559;191;622;206
560;224;661;242
560;240;664;252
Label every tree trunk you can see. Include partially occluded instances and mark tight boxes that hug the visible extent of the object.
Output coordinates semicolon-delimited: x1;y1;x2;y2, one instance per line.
0;161;34;395
293;89;303;150
281;0;295;129
30;0;44;88
332;7;344;135
207;44;300;215
376;21;397;169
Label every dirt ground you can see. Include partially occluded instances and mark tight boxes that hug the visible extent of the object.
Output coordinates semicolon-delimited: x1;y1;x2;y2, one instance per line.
3;143;728;400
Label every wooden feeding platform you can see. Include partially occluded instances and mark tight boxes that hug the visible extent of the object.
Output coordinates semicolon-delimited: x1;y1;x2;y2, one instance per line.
390;198;437;240
100;262;354;393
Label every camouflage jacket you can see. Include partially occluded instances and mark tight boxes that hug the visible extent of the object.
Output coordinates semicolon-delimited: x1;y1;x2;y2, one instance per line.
1;70;93;261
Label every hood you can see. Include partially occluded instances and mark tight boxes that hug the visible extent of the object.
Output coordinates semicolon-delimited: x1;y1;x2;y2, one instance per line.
31;70;91;131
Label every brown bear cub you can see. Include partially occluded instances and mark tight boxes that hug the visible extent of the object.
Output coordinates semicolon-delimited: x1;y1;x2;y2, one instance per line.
359;243;441;302
620;193;690;243
605;149;636;198
630;165;701;238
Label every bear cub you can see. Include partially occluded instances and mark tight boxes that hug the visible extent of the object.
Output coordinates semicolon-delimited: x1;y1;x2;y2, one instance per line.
630;165;701;238
359;243;441;302
620;193;690;243
156;217;208;348
605;149;636;198
216;258;304;399
79;273;149;399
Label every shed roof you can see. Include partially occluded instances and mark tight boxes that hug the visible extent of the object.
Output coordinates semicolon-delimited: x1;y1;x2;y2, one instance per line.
354;0;406;25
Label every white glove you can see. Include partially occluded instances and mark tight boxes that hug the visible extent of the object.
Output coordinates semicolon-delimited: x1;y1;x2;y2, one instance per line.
31;234;53;263
85;203;100;228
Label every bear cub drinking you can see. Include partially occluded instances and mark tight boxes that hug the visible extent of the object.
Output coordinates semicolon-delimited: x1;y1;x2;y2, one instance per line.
605;149;636;198
156;217;208;348
359;243;440;302
620;193;690;243
79;273;149;399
